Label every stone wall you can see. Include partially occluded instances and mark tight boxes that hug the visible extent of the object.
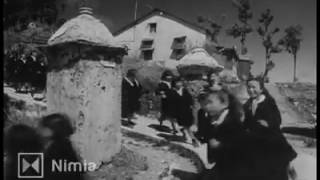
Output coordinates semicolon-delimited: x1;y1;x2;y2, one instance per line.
4;89;47;129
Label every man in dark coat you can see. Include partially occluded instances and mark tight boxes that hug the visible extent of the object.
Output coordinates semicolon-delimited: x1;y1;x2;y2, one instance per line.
39;60;47;91
243;79;297;180
121;69;142;124
15;54;28;92
5;51;18;86
25;51;39;94
195;92;212;144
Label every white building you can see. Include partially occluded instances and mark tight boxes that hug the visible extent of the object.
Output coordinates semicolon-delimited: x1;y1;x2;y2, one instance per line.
114;9;208;63
114;8;253;81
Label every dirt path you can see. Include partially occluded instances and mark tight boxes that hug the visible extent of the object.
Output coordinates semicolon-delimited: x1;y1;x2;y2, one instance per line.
124;134;199;180
265;84;312;127
265;84;316;153
122;117;212;168
87;132;200;180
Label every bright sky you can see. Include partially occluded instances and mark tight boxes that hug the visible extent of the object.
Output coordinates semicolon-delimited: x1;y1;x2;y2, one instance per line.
61;0;317;83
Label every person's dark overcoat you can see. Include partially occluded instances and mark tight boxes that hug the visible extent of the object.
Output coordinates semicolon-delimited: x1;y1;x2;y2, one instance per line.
204;110;254;180
15;58;28;84
195;109;212;143
44;138;85;180
171;88;194;127
243;92;297;180
156;82;175;118
122;78;142;118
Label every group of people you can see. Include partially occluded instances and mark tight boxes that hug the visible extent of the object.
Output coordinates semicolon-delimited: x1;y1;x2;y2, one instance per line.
5;50;47;95
5;67;298;180
154;70;297;180
156;70;198;145
197;79;298;180
4;113;85;180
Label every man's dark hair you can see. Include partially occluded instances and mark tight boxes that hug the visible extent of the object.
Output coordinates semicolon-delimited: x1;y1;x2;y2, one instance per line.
206;87;244;123
40;113;74;139
198;91;209;102
246;76;265;89
126;69;137;78
161;70;174;80
171;76;184;87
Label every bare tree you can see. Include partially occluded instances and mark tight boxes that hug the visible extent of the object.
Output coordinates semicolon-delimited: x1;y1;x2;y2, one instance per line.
197;15;224;45
256;9;282;81
278;25;303;82
226;0;253;55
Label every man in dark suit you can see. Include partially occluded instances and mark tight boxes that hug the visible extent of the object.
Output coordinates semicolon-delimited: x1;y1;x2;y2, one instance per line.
25;51;39;95
122;69;142;124
15;54;28;93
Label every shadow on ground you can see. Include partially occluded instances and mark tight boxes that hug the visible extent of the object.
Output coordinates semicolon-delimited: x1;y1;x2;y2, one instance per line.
171;169;201;180
157;133;186;143
121;120;136;128
148;124;172;133
281;127;316;138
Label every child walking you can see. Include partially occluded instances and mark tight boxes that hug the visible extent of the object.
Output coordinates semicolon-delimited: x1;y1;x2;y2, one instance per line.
200;88;253;180
156;70;177;133
171;77;199;146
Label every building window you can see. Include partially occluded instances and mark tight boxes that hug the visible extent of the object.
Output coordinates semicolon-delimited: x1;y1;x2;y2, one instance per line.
140;40;153;49
140;39;154;61
142;50;154;61
170;49;186;60
170;36;186;60
149;23;157;33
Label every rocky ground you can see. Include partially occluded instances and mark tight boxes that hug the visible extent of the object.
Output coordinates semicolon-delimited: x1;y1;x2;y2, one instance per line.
86;134;200;180
276;82;316;125
3;86;203;180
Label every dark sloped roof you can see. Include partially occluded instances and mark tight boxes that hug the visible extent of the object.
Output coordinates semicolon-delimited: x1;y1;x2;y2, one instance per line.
113;8;207;36
20;32;52;45
18;28;52;45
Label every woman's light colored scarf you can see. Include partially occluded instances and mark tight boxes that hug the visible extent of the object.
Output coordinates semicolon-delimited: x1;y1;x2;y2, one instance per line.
211;109;229;126
160;80;171;89
252;94;266;115
124;77;139;87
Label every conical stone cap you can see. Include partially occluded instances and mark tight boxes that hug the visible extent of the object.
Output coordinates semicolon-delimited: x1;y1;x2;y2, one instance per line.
48;7;117;47
177;48;224;76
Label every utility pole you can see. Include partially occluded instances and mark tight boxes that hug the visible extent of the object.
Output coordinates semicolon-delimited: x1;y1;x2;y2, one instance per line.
134;0;138;21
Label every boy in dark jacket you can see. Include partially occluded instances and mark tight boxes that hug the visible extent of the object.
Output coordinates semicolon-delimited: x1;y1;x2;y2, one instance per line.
200;88;253;180
171;77;198;144
155;70;176;133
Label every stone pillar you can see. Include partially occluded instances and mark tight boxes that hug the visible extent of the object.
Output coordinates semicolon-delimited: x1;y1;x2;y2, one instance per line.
45;43;124;167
